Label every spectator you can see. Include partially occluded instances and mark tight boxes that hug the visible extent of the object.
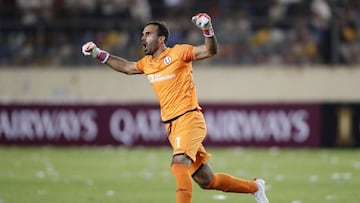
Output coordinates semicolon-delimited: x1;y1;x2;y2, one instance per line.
1;0;360;67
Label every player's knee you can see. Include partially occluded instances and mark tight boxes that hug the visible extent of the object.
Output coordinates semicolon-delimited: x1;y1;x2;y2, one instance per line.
172;154;192;166
195;174;213;189
192;164;214;189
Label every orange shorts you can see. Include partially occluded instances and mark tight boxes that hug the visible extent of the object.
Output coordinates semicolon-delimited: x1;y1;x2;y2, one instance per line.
165;110;211;175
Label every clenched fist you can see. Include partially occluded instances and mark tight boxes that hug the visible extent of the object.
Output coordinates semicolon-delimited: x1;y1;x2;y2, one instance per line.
81;41;109;63
192;13;214;37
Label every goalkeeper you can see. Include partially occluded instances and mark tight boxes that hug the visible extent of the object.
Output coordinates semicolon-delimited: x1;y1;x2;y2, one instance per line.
82;13;269;203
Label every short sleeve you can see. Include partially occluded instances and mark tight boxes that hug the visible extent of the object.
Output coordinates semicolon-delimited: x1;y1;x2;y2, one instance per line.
175;44;196;62
135;58;145;73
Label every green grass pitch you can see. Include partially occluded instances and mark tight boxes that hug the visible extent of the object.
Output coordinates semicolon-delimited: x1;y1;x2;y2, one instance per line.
0;147;359;203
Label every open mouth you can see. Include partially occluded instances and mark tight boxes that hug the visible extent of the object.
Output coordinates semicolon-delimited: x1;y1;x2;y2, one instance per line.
142;42;147;51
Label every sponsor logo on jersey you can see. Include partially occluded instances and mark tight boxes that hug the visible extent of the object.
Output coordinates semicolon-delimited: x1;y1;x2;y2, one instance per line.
147;73;176;83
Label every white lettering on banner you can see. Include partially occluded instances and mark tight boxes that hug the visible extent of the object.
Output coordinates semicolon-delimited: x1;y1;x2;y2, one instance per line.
205;109;310;143
110;109;134;145
0;109;98;141
291;110;310;142
109;108;312;145
109;109;165;146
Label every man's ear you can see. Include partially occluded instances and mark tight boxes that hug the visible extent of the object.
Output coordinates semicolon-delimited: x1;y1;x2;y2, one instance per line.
158;35;166;43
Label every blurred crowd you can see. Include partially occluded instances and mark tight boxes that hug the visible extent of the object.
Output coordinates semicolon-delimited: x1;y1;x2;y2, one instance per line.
0;0;360;67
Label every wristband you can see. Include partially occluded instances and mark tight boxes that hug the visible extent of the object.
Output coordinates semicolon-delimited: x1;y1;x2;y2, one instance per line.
202;27;214;37
96;49;110;63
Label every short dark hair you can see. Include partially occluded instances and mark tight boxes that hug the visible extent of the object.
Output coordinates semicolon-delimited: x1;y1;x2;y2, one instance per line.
145;21;170;43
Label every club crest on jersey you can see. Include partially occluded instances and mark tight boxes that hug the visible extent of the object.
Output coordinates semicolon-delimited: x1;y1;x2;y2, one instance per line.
163;56;171;65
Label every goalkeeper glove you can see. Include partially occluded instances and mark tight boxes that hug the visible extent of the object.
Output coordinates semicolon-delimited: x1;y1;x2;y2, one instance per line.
81;41;109;63
192;13;214;37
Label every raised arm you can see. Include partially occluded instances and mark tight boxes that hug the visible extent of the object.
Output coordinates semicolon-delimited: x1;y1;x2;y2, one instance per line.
191;13;218;60
82;42;141;75
105;55;140;75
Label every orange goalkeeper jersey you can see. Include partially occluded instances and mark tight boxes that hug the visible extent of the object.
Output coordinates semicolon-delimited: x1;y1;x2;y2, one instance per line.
136;44;200;122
